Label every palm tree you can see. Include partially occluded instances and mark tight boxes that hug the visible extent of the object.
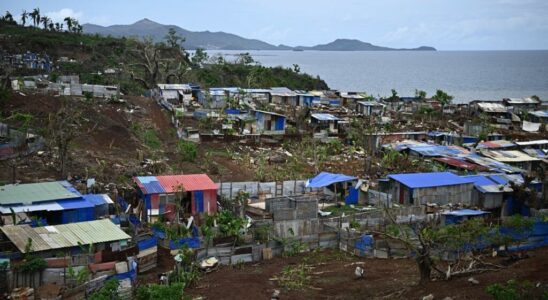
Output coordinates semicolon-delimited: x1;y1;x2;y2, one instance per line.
40;16;50;30
64;17;73;32
48;22;54;31
432;89;453;114
54;22;62;31
20;10;28;26
30;8;40;27
4;11;14;22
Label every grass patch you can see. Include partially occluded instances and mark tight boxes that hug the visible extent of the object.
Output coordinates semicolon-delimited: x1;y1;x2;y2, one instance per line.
278;264;312;290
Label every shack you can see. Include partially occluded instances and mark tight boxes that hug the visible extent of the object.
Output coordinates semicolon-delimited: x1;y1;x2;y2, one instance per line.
311;113;340;134
340;92;365;108
0;219;131;257
387;172;474;206
251;110;286;135
463;174;513;210
356;101;385;116
306;172;359;204
270;87;298;106
480;150;540;173
134;174;218;221
503;97;541;114
0;181;112;225
528;110;548;124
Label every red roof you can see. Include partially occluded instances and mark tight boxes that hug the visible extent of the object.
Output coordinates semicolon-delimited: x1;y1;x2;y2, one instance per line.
433;157;488;171
156;174;217;192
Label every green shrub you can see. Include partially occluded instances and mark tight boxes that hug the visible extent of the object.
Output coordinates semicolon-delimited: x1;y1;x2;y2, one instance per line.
136;283;185;300
89;279;120;300
176;140;197;162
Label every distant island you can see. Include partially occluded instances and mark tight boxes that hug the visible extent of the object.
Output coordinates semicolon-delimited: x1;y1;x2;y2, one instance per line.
83;18;436;51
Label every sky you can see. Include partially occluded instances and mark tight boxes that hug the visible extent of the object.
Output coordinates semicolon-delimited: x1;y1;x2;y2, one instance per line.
3;0;548;50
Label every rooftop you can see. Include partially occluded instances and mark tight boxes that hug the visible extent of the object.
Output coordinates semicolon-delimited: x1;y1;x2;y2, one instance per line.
0;219;131;253
135;174;218;194
0;182;80;206
476;102;508;113
311;113;340;121
388;172;474;189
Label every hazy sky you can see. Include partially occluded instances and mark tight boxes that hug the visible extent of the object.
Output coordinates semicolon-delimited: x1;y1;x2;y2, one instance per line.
3;0;548;50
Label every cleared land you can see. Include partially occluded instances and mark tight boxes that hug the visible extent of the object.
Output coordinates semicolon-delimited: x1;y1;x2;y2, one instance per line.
185;248;548;300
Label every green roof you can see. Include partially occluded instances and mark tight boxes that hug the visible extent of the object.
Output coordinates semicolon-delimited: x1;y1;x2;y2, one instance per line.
0;182;80;206
0;219;131;253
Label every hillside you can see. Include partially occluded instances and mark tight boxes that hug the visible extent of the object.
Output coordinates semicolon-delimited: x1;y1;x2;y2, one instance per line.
83;18;281;50
0;23;328;93
83;19;436;51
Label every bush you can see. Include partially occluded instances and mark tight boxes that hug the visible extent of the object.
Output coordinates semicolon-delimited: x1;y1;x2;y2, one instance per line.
144;129;161;150
136;283;185;300
486;280;535;300
176;140;197;162
89;279;120;300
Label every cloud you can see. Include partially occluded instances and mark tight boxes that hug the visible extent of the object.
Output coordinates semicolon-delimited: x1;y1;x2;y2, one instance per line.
45;8;83;24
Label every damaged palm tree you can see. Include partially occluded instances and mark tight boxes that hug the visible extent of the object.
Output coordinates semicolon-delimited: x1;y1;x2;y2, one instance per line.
47;98;82;178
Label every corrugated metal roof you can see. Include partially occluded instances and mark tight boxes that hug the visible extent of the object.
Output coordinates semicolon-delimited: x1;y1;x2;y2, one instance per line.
388;172;474;189
504;97;540;104
157;83;191;90
434;157;486;171
515;139;548;146
0;202;64;214
156;174;218;192
0;219;131;253
0;182;80;206
253;110;286;118
530;110;548;118
270;87;297;96
476;140;515;149
311;113;340;121
83;194;113;205
481;150;539;163
357;101;384;106
57;198;95;210
477;102;507;113
443;209;489;216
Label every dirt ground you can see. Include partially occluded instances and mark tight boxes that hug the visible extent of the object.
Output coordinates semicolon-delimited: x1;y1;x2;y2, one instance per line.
0;93;256;184
186;248;548;300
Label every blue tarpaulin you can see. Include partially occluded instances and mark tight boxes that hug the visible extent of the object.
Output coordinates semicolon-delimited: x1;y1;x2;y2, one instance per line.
138;237;158;251
169;237;200;249
345;187;359;205
306;172;357;188
355;235;374;256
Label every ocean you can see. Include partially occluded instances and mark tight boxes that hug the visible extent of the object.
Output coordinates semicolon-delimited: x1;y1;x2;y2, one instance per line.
207;50;548;103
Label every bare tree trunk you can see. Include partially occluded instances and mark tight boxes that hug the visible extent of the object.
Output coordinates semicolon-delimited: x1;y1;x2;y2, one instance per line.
416;250;432;285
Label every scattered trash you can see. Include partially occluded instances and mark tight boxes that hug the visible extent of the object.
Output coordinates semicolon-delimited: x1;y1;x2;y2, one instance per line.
468;277;479;285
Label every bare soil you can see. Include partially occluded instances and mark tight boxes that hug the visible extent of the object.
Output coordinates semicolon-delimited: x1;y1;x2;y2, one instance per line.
185;248;548;300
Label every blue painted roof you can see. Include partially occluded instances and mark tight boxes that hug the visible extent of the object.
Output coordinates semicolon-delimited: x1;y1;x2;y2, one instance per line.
136;176;158;184
142;181;166;194
82;194;111;206
57;198;95;210
443;209;489;216
307;172;357;188
462;175;499;187
388;172;474;188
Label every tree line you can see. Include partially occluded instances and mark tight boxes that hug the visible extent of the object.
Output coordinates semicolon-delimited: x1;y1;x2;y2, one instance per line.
1;8;83;33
